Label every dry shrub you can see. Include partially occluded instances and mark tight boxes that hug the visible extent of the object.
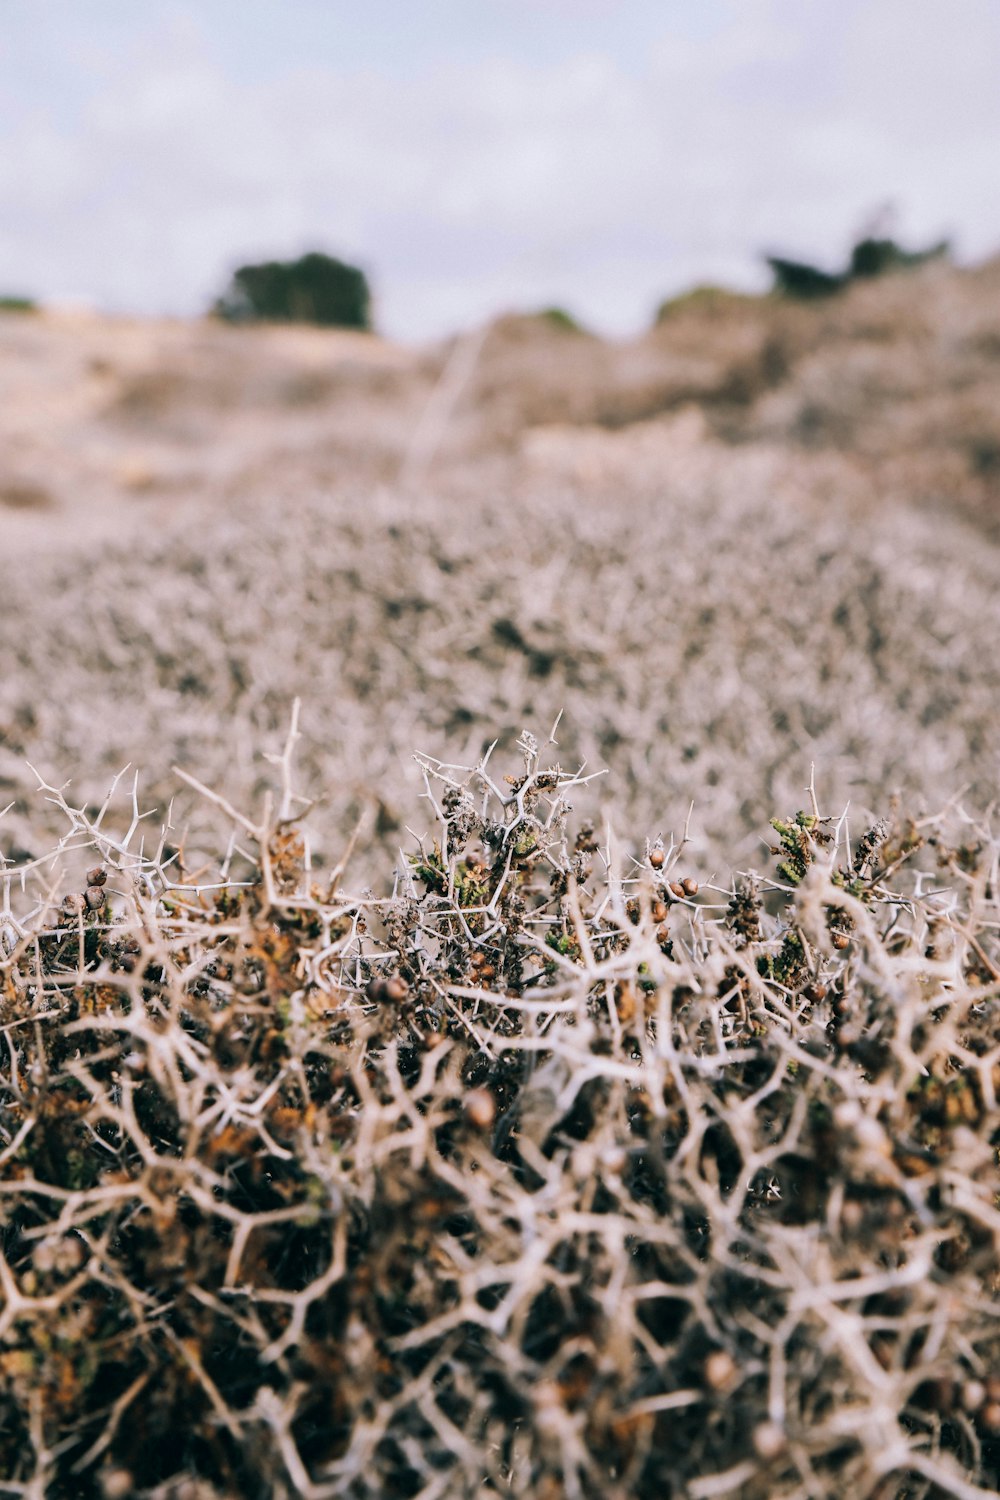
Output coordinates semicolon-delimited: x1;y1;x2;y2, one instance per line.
4;454;1000;892
1;715;998;1498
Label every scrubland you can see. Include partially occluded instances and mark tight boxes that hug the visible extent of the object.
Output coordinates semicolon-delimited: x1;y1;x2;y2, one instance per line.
1;257;1000;1498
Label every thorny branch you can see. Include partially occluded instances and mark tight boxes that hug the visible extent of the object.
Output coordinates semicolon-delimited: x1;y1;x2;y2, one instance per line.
0;723;998;1499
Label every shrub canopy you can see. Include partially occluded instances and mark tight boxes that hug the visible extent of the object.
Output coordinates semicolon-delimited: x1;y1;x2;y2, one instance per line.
767;234;951;300
212;251;372;329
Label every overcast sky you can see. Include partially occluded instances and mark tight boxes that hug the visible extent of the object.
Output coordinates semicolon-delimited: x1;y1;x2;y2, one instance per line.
1;0;999;341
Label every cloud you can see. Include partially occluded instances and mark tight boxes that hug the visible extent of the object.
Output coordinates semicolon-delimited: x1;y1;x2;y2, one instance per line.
0;0;998;339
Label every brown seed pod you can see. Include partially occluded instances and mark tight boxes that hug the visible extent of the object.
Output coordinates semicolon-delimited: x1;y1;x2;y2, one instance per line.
86;866;108;886
85;884;106;909
366;974;410;1004
831;932;850;950
62;892;85;915
651;901;668;923
803;982;827;1002
615;983;637;1023
681;877;699;897
669;882;685;899
118;935;142;974
464;1088;496;1129
648;849;665;869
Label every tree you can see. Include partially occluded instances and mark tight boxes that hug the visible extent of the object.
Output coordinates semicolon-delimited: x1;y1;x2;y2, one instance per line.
767;233;951;300
212;251;372;329
765;256;844;299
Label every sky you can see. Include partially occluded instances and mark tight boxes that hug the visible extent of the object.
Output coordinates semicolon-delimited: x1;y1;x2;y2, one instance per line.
1;0;999;341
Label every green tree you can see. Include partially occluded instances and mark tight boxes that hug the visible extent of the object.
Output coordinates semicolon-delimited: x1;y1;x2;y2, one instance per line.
212;250;372;329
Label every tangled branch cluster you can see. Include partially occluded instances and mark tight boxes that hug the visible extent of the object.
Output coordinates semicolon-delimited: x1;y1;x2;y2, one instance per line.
1;718;999;1499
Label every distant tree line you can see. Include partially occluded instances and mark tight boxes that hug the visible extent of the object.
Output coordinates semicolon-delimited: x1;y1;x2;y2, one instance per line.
767;233;950;299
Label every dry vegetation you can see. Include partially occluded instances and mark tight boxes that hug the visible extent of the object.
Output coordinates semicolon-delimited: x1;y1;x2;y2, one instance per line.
2;256;1000;877
1;726;999;1498
1;255;1000;1497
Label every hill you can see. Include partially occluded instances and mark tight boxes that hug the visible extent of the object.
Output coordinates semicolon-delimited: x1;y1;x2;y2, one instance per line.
1;256;999;876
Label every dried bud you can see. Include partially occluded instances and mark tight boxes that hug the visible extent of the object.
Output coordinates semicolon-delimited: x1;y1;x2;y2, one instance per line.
57;1236;85;1273
833;1099;862;1130
464;1088;496;1129
102;1473;134;1500
615;984;637;1023
32;1234;85;1276
981;1402;1000;1433
927;1377;956;1411
31;1241;57;1275
704;1350;737;1390
752;1422;786;1461
961;1380;986;1413
648;849;665;869
600;1145;626;1173
118;935;141;972
86;866;108;886
841;1200;864;1233
853;1115;890;1156
367;974;410;1004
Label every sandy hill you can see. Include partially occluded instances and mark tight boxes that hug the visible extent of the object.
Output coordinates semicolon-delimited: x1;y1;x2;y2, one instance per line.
2;257;999;878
